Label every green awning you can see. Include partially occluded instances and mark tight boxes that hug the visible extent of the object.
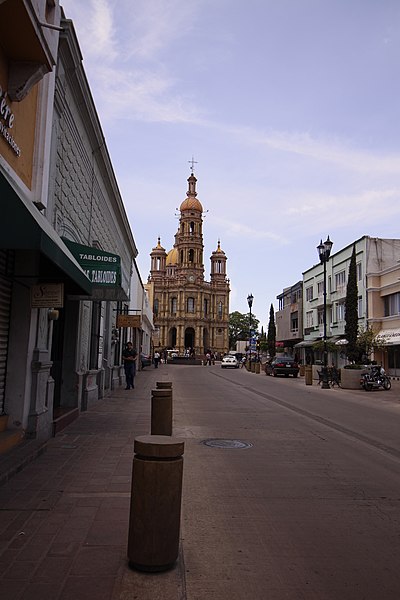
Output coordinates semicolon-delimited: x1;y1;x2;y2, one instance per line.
0;173;92;295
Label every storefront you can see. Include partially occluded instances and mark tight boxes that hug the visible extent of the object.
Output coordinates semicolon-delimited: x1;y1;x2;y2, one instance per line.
375;329;400;377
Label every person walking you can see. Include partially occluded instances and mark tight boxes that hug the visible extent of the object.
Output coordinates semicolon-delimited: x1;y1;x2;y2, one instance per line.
154;350;160;368
122;341;137;389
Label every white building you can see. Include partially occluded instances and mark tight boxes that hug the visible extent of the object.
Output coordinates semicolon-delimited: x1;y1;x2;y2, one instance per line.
297;236;400;375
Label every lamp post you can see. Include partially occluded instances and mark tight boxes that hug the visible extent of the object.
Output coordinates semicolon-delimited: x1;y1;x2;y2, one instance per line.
317;236;333;389
247;293;253;360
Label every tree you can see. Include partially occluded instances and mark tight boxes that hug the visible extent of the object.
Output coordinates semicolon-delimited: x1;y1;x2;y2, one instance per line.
267;303;276;358
355;326;386;364
228;311;259;349
344;245;359;362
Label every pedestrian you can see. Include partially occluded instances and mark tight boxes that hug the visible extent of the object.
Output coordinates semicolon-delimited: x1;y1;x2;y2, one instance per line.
205;352;211;365
154;350;160;368
122;341;137;389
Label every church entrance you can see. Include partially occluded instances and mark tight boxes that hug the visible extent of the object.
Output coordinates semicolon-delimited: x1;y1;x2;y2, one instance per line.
169;327;177;348
185;327;195;351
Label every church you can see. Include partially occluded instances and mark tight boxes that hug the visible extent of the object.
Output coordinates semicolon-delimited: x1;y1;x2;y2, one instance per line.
146;171;230;357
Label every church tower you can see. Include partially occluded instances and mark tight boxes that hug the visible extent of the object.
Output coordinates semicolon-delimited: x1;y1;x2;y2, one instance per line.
147;170;230;357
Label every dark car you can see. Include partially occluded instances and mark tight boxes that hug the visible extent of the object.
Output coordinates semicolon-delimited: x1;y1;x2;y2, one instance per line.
265;357;299;377
141;353;152;368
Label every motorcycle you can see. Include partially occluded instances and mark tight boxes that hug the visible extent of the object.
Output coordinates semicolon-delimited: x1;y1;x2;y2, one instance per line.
361;366;391;391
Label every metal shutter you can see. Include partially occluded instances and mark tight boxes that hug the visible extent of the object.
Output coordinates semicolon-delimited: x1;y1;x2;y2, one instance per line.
0;250;13;413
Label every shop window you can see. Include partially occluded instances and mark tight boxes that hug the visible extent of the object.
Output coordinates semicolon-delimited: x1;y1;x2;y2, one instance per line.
89;301;102;369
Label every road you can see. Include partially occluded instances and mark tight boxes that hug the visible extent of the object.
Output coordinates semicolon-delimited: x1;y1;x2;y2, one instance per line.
169;365;400;600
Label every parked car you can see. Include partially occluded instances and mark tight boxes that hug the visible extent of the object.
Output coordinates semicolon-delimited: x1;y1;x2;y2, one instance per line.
221;355;239;369
265;357;299;377
141;353;152;368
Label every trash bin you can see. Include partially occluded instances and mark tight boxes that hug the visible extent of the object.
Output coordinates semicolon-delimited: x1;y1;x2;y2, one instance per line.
255;362;260;374
305;365;313;385
299;364;305;377
128;435;184;572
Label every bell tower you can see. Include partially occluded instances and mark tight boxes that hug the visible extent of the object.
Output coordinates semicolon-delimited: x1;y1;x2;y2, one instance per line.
149;237;167;281
210;240;228;285
175;173;204;282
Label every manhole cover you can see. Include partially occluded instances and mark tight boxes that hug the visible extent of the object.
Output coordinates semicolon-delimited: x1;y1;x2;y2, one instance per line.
201;439;253;449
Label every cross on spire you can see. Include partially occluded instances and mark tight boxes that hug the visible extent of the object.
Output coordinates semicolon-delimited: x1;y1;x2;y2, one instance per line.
188;156;198;174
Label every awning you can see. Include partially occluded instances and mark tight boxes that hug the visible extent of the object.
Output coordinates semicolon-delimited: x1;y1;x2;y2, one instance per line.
294;340;316;348
0;172;92;295
375;329;400;346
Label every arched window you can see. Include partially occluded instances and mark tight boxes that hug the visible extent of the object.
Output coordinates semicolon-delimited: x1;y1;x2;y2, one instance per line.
204;299;208;315
171;297;177;314
187;297;195;313
188;249;194;263
180;250;184;264
218;301;223;318
154;298;159;315
189;221;195;235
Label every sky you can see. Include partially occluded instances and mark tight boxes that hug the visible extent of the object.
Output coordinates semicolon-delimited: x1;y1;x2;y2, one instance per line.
61;0;400;329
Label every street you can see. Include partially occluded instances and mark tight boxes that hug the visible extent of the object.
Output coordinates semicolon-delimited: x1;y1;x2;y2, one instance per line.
173;366;400;600
1;365;400;599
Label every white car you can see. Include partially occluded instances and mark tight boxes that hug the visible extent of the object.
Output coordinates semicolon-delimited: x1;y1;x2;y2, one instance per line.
221;355;239;369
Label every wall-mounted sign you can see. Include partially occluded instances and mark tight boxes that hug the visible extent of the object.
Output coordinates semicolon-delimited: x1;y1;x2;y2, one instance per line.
31;283;64;308
0;85;21;157
116;314;142;328
62;239;121;288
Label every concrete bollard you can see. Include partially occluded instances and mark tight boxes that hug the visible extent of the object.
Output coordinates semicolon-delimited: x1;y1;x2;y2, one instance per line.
156;381;173;389
151;388;173;436
128;435;185;572
305;365;313;385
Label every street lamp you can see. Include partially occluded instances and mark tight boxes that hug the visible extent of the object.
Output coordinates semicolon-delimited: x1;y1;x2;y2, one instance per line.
317;236;333;389
247;293;253;359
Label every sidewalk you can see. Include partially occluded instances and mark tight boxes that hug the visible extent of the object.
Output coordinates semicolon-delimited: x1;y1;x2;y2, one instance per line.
0;366;182;600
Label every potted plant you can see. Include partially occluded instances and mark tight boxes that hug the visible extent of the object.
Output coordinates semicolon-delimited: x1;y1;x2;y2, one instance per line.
341;327;387;389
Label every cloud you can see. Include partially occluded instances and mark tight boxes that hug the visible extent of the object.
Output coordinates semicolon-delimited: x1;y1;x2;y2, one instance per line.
63;0;400;178
216;124;400;176
124;0;199;60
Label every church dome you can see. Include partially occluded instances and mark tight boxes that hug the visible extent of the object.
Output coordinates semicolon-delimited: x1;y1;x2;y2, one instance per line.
179;196;203;212
166;247;178;265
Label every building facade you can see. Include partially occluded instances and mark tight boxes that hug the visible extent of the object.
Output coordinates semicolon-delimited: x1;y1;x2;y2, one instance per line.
0;2;146;451
275;281;303;355
146;173;230;357
294;236;400;374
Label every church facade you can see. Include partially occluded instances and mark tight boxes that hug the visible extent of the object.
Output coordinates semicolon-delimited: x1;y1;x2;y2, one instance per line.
146;172;230;357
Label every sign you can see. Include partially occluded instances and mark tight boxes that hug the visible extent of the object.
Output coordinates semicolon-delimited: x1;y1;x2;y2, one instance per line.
376;329;400;345
116;314;141;328
0;84;21;157
31;283;64;308
62;239;121;288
